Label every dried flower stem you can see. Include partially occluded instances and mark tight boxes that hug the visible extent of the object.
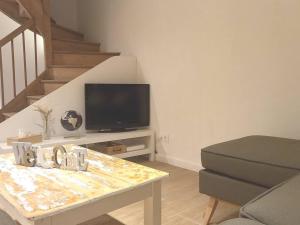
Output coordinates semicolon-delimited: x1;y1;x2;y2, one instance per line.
33;105;53;139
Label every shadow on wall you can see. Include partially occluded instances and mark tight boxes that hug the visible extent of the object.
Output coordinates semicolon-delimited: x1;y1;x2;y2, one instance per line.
136;61;168;157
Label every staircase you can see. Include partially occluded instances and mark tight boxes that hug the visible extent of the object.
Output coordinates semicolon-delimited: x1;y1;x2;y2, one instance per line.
0;0;29;23
0;0;119;121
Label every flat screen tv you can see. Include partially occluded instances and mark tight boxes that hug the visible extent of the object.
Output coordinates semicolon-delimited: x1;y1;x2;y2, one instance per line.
85;84;150;132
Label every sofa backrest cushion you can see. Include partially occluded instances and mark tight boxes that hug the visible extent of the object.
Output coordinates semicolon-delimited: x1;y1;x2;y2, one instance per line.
241;174;300;225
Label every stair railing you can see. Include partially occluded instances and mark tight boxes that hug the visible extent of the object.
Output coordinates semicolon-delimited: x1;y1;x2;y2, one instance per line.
16;0;53;65
0;19;45;108
0;0;51;109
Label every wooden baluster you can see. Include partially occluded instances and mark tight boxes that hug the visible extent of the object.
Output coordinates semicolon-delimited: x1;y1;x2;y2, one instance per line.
34;32;38;78
0;48;4;108
11;40;16;97
22;32;28;87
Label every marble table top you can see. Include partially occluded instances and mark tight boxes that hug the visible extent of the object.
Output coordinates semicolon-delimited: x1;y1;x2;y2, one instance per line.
0;145;168;220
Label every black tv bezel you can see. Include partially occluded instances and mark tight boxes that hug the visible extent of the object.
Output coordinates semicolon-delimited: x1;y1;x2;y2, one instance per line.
84;83;150;132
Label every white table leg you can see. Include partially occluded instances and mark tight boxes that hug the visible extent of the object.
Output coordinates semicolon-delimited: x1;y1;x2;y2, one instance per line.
147;131;155;162
149;152;155;162
34;218;52;225
144;181;161;225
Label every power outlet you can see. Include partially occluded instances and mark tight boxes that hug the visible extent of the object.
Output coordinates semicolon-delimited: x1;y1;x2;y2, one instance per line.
157;134;170;144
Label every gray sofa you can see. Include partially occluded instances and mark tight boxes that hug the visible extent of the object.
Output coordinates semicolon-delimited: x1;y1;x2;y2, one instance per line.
221;174;300;225
199;135;300;225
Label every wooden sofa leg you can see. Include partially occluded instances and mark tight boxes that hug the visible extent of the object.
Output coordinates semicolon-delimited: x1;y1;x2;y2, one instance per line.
202;197;218;225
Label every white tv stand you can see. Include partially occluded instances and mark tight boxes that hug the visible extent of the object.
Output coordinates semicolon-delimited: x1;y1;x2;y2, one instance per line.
0;129;155;161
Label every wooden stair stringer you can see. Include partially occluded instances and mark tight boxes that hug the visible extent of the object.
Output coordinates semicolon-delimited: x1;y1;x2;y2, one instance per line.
3;112;17;119
27;95;44;105
0;71;47;122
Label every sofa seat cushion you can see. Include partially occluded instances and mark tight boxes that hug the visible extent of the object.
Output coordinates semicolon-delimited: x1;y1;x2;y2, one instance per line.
199;170;268;205
219;218;265;225
241;175;300;225
201;135;300;187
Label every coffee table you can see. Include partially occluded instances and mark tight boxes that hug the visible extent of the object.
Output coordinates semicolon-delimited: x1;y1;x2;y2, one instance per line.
0;145;168;225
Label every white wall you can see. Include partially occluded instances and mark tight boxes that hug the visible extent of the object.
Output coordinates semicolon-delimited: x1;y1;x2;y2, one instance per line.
0;12;19;37
0;56;138;141
0;12;45;107
51;0;79;31
78;0;300;171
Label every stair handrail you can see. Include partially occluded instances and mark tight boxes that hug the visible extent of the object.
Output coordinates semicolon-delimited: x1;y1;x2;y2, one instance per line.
0;20;33;48
0;0;51;113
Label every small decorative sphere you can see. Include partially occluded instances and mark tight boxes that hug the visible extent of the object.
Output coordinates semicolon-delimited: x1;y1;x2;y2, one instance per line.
61;110;83;131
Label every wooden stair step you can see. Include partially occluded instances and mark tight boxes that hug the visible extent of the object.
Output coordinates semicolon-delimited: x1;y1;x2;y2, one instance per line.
49;64;92;68
27;95;44;100
3;112;16;119
27;95;44;105
41;80;69;94
52;24;84;41
41;80;70;83
52;38;99;45
54;50;117;55
53;51;120;66
48;65;92;80
52;38;100;52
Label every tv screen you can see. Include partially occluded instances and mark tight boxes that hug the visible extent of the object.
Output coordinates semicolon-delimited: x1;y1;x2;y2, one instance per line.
85;84;150;131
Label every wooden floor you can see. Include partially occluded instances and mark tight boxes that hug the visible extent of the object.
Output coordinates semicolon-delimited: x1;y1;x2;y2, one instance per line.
82;158;240;225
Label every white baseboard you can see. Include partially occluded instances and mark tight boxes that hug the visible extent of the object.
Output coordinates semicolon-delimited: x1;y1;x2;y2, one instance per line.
155;154;203;172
